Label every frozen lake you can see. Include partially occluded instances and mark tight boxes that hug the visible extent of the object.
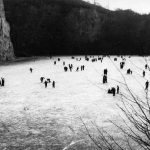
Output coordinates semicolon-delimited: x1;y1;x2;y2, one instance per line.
0;56;149;149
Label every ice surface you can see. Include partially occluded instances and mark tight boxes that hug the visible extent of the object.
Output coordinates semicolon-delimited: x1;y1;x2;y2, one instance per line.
0;56;149;132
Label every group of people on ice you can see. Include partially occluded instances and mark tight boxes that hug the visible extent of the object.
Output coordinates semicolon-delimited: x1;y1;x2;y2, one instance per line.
108;85;119;96
29;55;150;95
63;63;85;72
29;66;56;88
40;77;55;88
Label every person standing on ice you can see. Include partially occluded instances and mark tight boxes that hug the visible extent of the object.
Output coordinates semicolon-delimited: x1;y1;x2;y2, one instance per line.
76;67;79;72
52;81;55;88
103;74;107;84
83;65;85;70
40;77;45;83
104;69;108;75
82;65;85;71
81;65;83;71
44;80;48;88
145;64;148;69
112;87;116;96
1;78;5;86
69;64;73;72
143;70;145;77
145;80;149;90
117;85;119;94
30;68;33;73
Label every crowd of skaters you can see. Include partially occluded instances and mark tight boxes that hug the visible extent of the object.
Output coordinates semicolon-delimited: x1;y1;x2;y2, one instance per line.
2;55;150;98
40;77;55;88
24;56;150;96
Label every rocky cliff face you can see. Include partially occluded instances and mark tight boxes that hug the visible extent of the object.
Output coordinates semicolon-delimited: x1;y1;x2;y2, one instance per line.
0;0;14;61
4;0;147;55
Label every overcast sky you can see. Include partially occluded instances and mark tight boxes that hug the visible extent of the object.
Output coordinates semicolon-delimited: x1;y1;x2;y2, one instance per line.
84;0;150;14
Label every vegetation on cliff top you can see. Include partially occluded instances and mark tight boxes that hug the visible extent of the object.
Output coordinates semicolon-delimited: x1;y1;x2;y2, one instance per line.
3;0;150;55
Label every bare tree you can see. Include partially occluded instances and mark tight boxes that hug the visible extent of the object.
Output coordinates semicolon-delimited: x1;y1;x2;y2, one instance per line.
81;57;150;150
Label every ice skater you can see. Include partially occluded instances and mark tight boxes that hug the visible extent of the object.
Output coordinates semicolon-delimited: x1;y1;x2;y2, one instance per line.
76;67;79;72
114;58;117;61
81;65;85;71
145;80;149;90
103;75;107;84
29;68;33;73
143;70;145;77
112;87;116;96
44;80;48;88
117;85;119;94
145;64;148;69
107;87;116;96
64;66;68;72
40;77;45;83
52;81;55;88
104;69;108;75
1;77;5;86
69;64;73;72
127;69;132;74
120;62;125;69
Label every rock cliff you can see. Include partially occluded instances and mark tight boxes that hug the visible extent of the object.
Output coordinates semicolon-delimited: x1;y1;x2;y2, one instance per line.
4;0;150;55
0;0;14;61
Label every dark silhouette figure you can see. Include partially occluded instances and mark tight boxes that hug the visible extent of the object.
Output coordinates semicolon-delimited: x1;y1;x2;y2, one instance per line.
108;89;112;94
117;85;119;94
81;65;85;71
104;69;108;75
127;69;132;74
63;62;65;66
85;57;89;61
47;78;51;83
145;80;149;90
112;87;116;96
52;81;55;88
103;75;107;84
58;58;60;61
69;64;73;72
143;70;145;77
54;61;56;65
114;58;117;61
40;77;45;83
44;81;48;88
120;62;125;69
76;67;79;72
108;87;116;96
145;64;148;69
83;65;85;70
30;68;33;73
64;66;68;72
1;78;5;86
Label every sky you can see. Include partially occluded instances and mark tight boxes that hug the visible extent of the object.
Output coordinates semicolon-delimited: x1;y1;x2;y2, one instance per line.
84;0;150;14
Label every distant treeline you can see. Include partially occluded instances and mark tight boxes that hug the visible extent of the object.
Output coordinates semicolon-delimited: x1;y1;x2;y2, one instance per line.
3;0;150;56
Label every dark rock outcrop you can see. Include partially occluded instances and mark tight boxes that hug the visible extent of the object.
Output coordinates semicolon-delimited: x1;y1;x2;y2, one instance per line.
0;0;14;61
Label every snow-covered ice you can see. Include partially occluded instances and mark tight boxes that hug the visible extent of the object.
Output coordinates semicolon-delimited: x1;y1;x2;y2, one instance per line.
0;56;149;133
